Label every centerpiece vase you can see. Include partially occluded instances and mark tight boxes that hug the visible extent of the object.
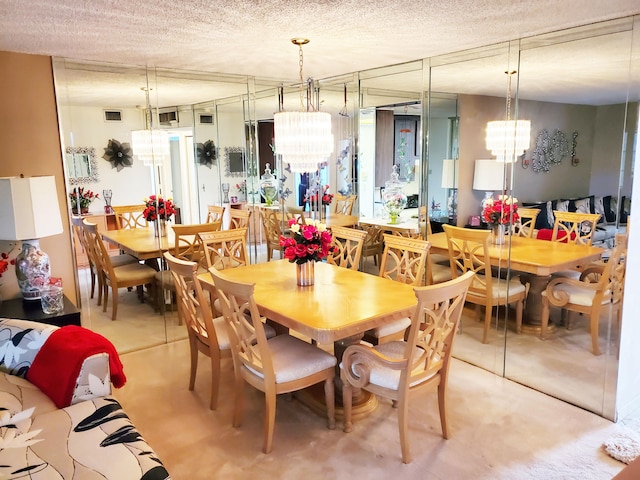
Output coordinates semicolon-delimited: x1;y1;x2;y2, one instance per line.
492;224;506;245
296;261;315;286
154;219;168;238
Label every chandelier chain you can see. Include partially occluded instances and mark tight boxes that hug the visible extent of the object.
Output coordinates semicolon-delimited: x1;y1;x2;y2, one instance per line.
298;43;305;110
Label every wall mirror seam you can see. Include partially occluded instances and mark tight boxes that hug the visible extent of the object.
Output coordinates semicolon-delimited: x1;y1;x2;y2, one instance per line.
53;14;638;422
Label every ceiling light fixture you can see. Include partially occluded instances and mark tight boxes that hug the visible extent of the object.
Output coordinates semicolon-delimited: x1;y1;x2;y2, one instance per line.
485;70;531;163
131;87;170;167
274;38;333;174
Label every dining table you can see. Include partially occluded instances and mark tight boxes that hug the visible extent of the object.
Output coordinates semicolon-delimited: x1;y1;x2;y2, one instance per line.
197;259;417;416
101;226;175;261
426;231;604;329
358;216;420;235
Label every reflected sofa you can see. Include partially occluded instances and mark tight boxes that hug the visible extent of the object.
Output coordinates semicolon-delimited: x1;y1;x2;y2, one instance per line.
0;318;169;480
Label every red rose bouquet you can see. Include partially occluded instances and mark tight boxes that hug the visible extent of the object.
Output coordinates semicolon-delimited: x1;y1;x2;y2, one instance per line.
482;195;519;225
143;195;176;221
279;219;334;264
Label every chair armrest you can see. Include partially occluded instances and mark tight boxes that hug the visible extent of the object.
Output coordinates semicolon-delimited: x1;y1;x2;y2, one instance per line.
341;343;407;388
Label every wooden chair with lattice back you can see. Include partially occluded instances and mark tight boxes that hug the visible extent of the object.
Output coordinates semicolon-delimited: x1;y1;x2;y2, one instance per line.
550;211;601;246
155;221;222;314
210;266;336;454
71;215;97;299
206;205;226;224
164;251;232;410
513;207;540;238
229;208;251;229
360;223;384;268
326;226;366;270
541;233;627;355
332;194;357;215
260;208;284;261
341;271;475;463
443;225;526;343
363;233;431;344
112;204;148;229
83;220;157;321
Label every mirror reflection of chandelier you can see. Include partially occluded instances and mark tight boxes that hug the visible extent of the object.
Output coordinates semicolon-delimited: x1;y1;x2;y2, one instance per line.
131;129;170;166
485;70;531;163
274;38;333;174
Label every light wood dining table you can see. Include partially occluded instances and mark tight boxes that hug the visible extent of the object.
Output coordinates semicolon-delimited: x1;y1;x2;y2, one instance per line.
197;259;417;415
358;216;420;235
101;227;174;261
427;231;604;329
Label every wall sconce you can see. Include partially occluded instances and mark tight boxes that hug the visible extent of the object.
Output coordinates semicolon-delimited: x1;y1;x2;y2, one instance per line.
274;38;334;174
0;176;63;300
486;70;531;163
473;159;506;213
441;159;458;221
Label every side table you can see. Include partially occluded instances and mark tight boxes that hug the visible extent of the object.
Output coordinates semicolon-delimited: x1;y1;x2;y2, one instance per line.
0;296;81;327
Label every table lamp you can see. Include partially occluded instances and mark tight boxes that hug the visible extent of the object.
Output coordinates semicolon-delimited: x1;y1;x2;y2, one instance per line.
441;159;459;221
472;159;505;212
0;176;63;300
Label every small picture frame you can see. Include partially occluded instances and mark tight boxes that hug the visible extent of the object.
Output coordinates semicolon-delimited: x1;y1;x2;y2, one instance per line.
230;196;238;204
469;215;481;227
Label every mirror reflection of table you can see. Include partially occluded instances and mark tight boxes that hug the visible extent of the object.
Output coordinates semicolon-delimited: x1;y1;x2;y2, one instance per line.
426;231;604;329
198;259;417;417
101;226;174;261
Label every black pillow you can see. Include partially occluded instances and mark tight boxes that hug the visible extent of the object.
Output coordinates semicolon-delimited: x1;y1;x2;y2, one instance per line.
603;196;617;223
523;202;552;230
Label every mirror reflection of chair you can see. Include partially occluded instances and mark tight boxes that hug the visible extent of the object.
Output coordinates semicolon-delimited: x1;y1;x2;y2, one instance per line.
443;225;526;344
164;252;231;410
364;234;431;344
284;205;306;225
332;194;357;215
540;233;627;355
341;271;475;464
156;221;222;314
112;204;148;229
71;216;98;299
228;208;251;229
550;211;601;246
261;208;284;261
210;267;336;454
513;207;540;238
84;220;157;320
360;223;384;268
200;228;249;271
206;205;226;224
326;226;366;270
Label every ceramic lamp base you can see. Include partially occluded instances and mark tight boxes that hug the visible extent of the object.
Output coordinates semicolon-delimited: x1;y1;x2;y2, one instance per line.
15;239;51;301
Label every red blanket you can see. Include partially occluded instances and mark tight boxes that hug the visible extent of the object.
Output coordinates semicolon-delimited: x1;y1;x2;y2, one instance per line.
26;326;126;408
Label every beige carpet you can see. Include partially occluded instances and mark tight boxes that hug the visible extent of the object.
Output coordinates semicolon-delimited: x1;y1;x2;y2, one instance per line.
113;339;627;480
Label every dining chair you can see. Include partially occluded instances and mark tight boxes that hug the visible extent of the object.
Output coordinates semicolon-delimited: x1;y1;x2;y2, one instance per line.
443;225;526;344
540;233;627;355
71;215;97;299
206;204;226;224
550;211;601;246
364;233;431;344
200;227;249;271
332;194;357;215
359;223;384;268
341;271;475;463
210;267;336;454
164;251;231;410
155;221;222;314
112;204;148;229
85;221;157;321
228;208;251;229
326;226;366;270
260;208;284;261
513;207;540;238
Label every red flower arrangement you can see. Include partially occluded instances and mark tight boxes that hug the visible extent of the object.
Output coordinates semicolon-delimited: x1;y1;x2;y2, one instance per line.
482;195;519;225
69;187;99;213
304;185;334;206
279;219;335;264
142;195;177;221
0;248;16;281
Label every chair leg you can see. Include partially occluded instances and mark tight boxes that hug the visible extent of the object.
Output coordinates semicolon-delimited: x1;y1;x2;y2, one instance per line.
398;393;411;464
232;370;244;429
342;383;353;433
103;284;109;313
323;377;335;430
90;271;96;299
96;273;103;307
540;295;550;340
438;381;449;439
482;303;492;344
188;335;198;391
111;287;118;321
515;297;524;334
209;353;221;411
263;388;277;454
590;306;602;356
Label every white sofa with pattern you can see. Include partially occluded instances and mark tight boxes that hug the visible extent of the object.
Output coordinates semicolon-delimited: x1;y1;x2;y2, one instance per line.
0;318;169;480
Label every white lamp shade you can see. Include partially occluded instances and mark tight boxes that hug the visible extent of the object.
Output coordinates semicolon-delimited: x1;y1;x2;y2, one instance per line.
131;129;170;166
0;176;63;241
441;159;459;189
485;120;531;163
274;111;333;173
473;159;505;191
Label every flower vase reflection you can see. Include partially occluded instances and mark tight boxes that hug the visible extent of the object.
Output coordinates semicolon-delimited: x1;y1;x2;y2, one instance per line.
382;165;407;224
103;189;113;214
259;163;278;206
222;183;230;203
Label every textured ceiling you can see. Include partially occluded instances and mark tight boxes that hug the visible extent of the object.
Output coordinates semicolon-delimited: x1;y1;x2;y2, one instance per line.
2;1;639;108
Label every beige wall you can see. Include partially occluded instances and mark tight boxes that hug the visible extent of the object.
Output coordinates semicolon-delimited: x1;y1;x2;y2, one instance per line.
0;51;77;304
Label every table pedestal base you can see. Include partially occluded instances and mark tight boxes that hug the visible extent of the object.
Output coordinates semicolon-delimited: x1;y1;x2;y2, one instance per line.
295;383;378;422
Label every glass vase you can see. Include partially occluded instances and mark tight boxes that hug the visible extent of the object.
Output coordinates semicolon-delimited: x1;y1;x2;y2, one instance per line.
154;220;168;237
492;224;506;245
296;261;315;286
383;165;407;224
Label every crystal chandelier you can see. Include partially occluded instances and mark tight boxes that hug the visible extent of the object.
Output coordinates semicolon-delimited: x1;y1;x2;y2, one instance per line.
131;86;170;166
274;38;333;174
485;70;531;163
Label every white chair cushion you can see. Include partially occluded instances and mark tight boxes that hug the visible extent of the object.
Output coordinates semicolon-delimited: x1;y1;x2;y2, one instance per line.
343;341;437;390
431;264;453;284
250;335;336;384
372;317;412;338
547;284;610;307
488;276;526;299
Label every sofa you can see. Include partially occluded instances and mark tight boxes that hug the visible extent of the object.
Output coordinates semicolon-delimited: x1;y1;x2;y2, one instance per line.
0;318;169;480
523;194;629;247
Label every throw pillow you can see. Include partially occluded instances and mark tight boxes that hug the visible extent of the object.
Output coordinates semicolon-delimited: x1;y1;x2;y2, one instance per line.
594;196;607;224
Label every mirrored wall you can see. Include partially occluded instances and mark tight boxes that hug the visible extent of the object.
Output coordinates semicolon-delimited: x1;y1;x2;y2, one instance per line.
53;15;638;419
